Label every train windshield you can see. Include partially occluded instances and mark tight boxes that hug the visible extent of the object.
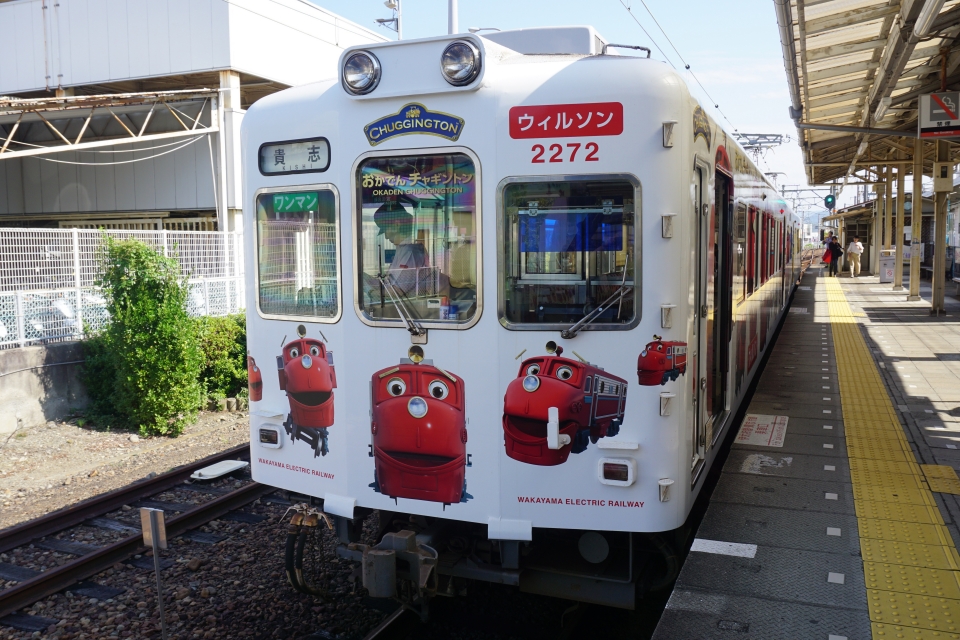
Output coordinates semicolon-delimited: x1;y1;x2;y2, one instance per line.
356;152;478;327
500;178;637;328
255;188;339;320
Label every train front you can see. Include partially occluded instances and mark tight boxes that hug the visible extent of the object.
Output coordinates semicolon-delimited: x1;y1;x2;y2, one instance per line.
371;359;468;505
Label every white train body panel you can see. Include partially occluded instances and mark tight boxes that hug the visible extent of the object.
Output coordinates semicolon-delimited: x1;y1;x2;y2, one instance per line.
241;29;799;538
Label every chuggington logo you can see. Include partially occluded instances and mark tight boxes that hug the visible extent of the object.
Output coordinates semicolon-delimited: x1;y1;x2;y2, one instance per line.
693;105;712;150
637;335;687;386
247;355;262;402
277;326;337;457
369;352;471;506
364;103;465;146
502;344;627;466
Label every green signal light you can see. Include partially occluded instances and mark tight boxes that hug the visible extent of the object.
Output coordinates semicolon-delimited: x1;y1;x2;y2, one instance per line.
824;194;836;210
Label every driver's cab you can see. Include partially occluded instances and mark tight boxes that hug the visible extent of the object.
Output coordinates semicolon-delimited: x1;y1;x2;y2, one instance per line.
355;150;480;330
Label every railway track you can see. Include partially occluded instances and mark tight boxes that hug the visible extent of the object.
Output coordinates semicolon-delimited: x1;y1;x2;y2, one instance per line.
0;442;273;627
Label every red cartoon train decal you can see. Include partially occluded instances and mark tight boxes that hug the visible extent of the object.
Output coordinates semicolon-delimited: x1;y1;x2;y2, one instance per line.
636;335;687;386
277;328;337;457
369;355;470;505
503;344;626;466
247;355;263;402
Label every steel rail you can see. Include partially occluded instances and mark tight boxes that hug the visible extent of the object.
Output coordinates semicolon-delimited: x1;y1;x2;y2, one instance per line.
0;442;251;555
0;480;271;619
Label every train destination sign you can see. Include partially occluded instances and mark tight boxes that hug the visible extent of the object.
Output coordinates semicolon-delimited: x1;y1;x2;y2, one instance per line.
919;92;960;138
258;137;330;175
509;102;624;139
364;103;465;146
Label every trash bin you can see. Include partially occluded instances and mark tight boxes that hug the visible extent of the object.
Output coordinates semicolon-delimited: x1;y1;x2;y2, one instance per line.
879;249;896;283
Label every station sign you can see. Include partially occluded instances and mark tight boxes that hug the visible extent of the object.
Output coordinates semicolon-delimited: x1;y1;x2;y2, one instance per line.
919;92;960;138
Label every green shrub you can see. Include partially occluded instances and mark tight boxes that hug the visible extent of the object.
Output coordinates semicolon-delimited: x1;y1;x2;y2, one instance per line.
197;314;247;399
82;236;203;436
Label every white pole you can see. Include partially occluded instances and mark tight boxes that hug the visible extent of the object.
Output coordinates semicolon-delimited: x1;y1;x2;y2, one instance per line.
448;0;458;34
397;0;402;40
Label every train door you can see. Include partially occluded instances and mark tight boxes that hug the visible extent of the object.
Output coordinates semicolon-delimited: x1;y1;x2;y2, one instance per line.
691;166;707;474
697;167;733;457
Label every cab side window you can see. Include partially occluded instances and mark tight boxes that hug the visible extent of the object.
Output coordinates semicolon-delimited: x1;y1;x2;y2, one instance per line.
256;188;340;320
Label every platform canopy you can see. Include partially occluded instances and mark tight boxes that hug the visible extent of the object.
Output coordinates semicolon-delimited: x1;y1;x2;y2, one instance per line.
776;0;960;185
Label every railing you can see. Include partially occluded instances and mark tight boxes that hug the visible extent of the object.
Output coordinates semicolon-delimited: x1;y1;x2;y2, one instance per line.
0;228;244;350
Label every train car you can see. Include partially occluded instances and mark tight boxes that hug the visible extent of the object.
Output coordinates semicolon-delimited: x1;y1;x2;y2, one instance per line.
242;25;801;613
503;343;626;465
636;336;687;386
370;355;469;505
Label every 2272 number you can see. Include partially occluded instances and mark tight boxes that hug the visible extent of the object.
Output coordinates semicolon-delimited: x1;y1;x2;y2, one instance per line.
531;142;599;163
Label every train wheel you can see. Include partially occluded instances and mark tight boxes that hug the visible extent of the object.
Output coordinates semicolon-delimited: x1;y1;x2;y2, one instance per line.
660;373;669;385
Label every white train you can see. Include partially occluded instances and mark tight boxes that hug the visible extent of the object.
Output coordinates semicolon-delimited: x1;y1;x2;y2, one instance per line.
241;26;801;612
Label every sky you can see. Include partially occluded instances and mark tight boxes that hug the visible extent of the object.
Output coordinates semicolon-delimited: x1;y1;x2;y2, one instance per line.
313;0;827;224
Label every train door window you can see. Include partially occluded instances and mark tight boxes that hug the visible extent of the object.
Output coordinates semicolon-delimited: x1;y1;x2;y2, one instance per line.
734;204;746;304
355;151;479;328
499;176;638;329
255;187;340;321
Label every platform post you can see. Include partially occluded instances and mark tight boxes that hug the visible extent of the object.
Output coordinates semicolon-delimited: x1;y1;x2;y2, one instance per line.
894;153;905;290
932;139;950;315
884;164;893;251
908;140;923;301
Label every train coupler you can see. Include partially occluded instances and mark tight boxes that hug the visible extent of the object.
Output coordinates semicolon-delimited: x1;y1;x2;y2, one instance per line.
283;503;334;596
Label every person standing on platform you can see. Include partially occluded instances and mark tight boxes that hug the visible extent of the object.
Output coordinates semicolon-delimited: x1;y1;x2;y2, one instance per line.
846;236;863;278
828;237;843;277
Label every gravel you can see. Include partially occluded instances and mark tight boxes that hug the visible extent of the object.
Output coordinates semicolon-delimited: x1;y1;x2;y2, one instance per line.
0;412;249;530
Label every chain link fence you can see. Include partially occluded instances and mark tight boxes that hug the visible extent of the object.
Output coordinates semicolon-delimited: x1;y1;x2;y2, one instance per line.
0;228;244;350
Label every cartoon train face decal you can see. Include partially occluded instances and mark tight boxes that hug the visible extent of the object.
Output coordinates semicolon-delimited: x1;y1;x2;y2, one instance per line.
278;326;337;457
369;349;470;505
248;355;263;402
503;343;627;466
637;335;687;386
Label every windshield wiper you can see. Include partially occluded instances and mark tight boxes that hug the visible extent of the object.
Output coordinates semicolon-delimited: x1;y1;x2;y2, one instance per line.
560;282;632;339
377;274;426;338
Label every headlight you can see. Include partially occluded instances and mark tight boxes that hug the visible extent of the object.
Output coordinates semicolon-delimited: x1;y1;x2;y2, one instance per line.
440;41;481;86
522;375;540;393
301;355;313;369
342;51;381;95
408;397;429;418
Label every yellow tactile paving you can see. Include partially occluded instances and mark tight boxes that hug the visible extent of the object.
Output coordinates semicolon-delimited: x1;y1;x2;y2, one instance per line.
873;622;960;638
853;484;937;507
861;539;960;571
859;519;956;547
823;277;960;638
867;589;960;632
864;562;960;599
924;465;960;480
855;500;945;525
927;478;960;496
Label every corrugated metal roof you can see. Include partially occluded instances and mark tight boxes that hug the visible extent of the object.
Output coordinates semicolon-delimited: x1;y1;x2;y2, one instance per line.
781;0;960;184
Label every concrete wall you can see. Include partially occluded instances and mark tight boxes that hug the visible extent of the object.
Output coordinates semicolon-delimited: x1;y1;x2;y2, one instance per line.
0;0;385;94
0;342;87;434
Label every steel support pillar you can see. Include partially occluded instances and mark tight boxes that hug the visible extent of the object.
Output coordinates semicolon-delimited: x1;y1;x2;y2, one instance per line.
894;153;906;291
908;140;923;301
884;165;893;251
932;140;950;315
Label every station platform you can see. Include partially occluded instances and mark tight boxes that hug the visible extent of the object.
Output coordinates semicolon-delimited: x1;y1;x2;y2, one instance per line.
653;270;960;640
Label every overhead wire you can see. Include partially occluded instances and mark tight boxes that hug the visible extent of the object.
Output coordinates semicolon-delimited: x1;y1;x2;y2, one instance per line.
617;0;738;132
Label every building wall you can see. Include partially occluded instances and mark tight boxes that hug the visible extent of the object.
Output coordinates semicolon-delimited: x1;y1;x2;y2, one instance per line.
0;0;385;94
